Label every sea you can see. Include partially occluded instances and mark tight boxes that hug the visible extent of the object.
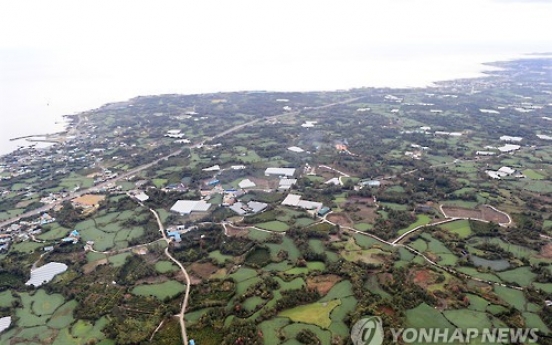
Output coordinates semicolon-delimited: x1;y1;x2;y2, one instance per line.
0;50;534;157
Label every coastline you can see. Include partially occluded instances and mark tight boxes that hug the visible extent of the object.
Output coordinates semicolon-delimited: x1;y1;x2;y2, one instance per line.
0;54;538;159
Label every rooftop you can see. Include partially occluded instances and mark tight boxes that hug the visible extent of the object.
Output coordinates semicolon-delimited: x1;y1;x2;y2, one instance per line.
170;200;212;215
265;167;296;177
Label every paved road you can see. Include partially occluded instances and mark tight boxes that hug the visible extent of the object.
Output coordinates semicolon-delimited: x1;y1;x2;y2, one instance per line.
150;208;191;345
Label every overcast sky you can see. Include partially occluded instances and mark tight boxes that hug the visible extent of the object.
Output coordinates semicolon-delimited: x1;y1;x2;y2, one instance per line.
1;0;551;95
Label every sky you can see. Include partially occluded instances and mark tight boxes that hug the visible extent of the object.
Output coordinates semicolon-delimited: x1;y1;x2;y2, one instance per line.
0;0;551;154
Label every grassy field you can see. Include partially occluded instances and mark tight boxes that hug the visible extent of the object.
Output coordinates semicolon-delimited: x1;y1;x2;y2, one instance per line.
31;290;65;316
0;290;15;307
108;253;131;267
47;299;78;329
397;215;432;235
443;309;492;329
131;281;186;300
255;221;289;232
38;223;71;241
155;261;179;273
494;286;526;310
439;219;472;238
279;299;341;328
320;281;354;302
457;267;502;283
353;223;373;231
243;296;265;312
405;303;454;329
259;318;290;345
522;169;546;180
208;250;233;264
496;267;536;286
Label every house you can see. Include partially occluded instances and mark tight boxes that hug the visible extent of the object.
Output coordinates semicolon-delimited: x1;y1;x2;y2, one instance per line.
229;201;268;215
238;179;256;189
500;135;523;142
282;194;323;211
167;231;182;243
498;144;521;153
265;168;296;177
202;165;221;172
476;151;496;156
485;166;522;179
537;134;552;140
287;146;305;153
170;200;212;215
133;192;149;202
278;178;297;190
360;180;381;188
318;207;331;216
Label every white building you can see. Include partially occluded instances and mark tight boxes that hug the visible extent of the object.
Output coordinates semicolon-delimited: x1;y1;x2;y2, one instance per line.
500;135;523;142
476;151;496;156
238;179;256;189
134;192;149;202
265;168;296;177
287;146;305;153
202;165;221;172
537;134;552;140
498;144;521;153
282;193;323;210
278;178;297;190
170;200;212;215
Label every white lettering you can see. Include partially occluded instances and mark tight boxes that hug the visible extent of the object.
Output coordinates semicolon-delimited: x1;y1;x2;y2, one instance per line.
402;328;418;343
449;328;465;343
482;328;497;342
434;328;449;342
417;328;433;343
465;328;479;341
390;328;404;343
510;328;530;343
528;328;539;343
497;328;510;342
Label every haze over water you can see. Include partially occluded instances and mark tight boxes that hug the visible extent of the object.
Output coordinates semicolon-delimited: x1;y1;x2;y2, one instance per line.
1;0;551;156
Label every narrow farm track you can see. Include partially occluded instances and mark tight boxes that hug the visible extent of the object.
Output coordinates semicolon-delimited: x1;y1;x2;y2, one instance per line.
150;208;191;345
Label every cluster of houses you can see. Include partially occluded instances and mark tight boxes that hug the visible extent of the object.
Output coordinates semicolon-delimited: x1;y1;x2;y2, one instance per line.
485;166;524;179
0;212;58;252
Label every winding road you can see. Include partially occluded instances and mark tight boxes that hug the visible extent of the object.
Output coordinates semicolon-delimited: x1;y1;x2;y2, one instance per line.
150;208;191;345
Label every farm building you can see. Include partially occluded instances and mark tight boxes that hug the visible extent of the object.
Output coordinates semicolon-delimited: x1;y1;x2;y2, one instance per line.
170;200;212;215
229;201;268;216
497;144;521;153
238;179;256;189
287;146;305;153
133;192;149;202
265;167;296;177
500;135;522;142
278;178;297;190
167;231;182;243
202;165;221;172
282;193;323;211
360;180;381;188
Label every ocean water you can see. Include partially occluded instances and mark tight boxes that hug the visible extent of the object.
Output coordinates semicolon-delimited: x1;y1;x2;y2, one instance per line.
0;50;528;156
